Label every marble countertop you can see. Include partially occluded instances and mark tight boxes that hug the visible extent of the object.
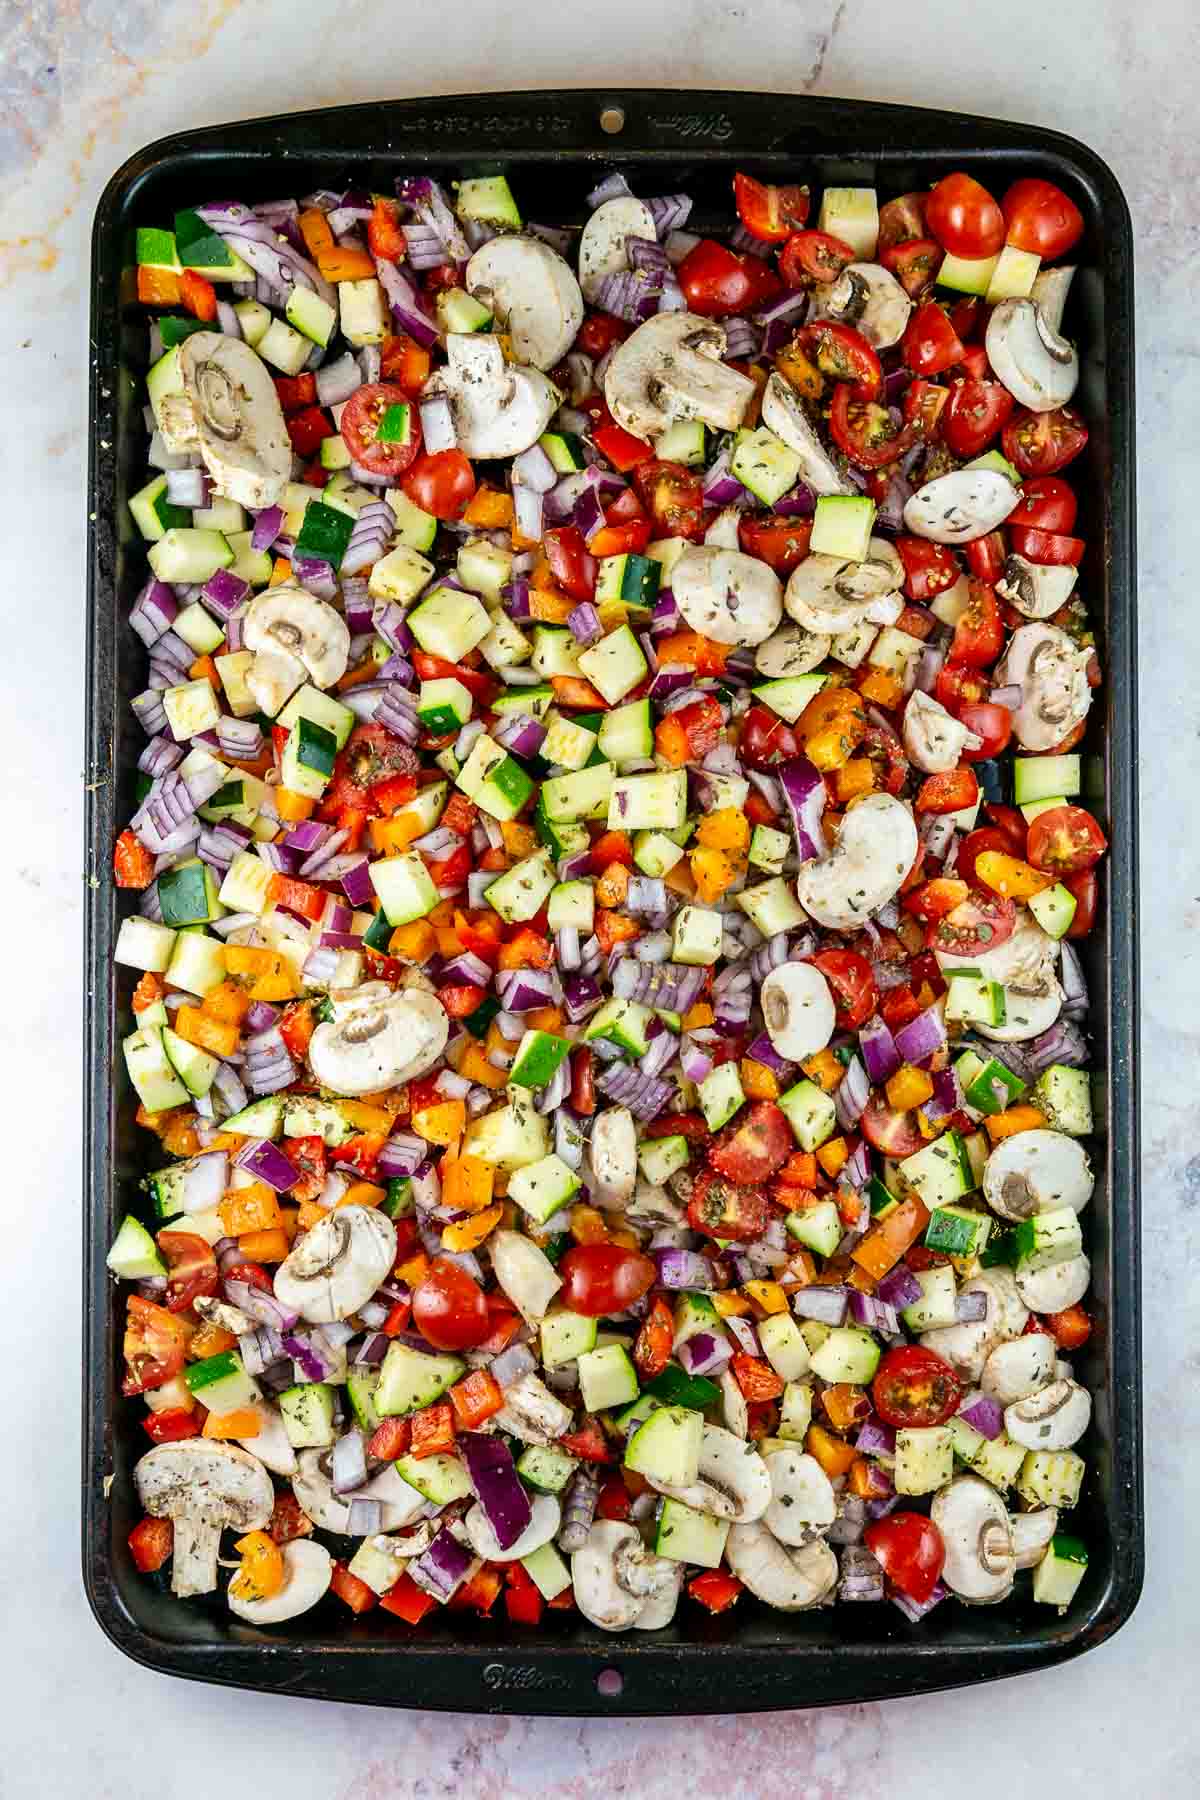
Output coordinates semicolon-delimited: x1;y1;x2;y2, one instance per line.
5;1;1195;1792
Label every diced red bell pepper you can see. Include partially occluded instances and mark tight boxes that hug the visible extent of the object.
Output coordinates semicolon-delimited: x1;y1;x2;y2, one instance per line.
688;1569;744;1614
286;406;335;458
128;1515;174;1573
380;1572;437;1624
367;1416;412;1460
330;1561;378;1613
409;1401;455;1459
142;1406;198;1444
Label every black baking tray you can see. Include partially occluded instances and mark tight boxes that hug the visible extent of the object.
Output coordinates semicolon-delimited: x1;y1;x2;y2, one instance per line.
84;89;1141;1715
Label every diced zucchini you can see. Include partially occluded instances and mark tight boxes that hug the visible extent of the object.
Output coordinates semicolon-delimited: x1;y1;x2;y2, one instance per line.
609;769;687;831
1033;1065;1093;1137
737;877;810;937
894;1426;955;1495
900;1265;960;1331
731;426;802;506
817;186;879;258
655;1498;729;1568
779;1080;838;1152
784;1199;842;1258
671;904;723;967
1013;755;1082;803
698;1062;745;1132
578;624;648;704
1032;1533;1088;1607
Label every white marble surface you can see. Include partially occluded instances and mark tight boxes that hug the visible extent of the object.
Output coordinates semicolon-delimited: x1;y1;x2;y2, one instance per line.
3;1;1195;1792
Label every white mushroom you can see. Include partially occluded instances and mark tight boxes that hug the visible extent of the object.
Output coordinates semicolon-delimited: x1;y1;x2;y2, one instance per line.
1005;1378;1092;1451
785;548;901;635
578;196;657;302
983;1130;1094;1222
308;983;449;1096
425;334;558;459
762;1449;837;1545
1031;265;1076;336
755;620;831;678
718;1366;749;1438
464;1494;560;1563
1015;1252;1091;1314
921;1270;1028;1382
980;985;1066;1044
809;261;912;348
236;1401;299;1476
243;582;350;703
290;1447;426;1534
604;311;757;439
994;622;1093;753
193;1294;257;1337
571;1520;676;1632
490;1371;575;1445
760;371;855;496
981;1334;1057;1405
930;1475;1015;1603
1009;1507;1059;1569
134;1439;274;1597
273;1206;397;1325
465;236;583;370
648;1425;772;1523
228;1539;333;1625
672;545;783;646
176;332;292;510
759;961;836;1062
936;908;1059;995
795;793;919;930
631;1562;685;1630
986;299;1079;412
902;690;984;773
997;554;1079;620
725;1521;838;1610
703;505;743;550
903;469;1021;544
589;1106;638;1209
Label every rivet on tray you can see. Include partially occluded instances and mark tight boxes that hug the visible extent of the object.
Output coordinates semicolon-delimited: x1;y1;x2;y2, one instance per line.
600;107;625;135
596;1667;623;1696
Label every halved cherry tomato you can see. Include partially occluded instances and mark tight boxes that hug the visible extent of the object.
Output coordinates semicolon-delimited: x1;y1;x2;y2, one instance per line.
926;172;1005;258
733;171;810;241
1063;868;1098;939
122;1295;190;1396
877;193;929;252
709;1101;793;1184
928;888;1016;956
1012;476;1078;534
543;525;597;602
865;1511;945;1605
1001;178;1084;260
1008;525;1085;567
861;717;908;794
829;387;918;469
325;723;418;815
738;703;798;768
881;238;943;299
895;535;960;601
916;769;978;814
951;580;1004;667
559;1245;657;1317
941;378;1014;458
860;1093;927;1158
957;827;1017;890
902;302;966;377
401;448;475;520
156;1231;218;1313
412;1257;491;1351
873;1344;962;1427
809;949;877;1030
577;313;633;357
341;381;422;479
794;321;882;398
677;239;781;316
738;513;814;574
687;1168;769;1242
632;458;707;540
633;1295;675;1380
957;700;1013;761
984;802;1029;851
1002;407;1089;478
1026;805;1107;876
902;378;950;440
964;529;1006;585
934;659;990;714
778;229;855;285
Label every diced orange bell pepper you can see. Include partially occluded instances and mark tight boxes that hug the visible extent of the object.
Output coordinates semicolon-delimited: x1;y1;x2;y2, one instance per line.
711;1290;753;1317
228;1529;284;1600
173;1005;240;1059
984;1104;1048;1143
528;587;577;623
550;675;608;709
689;844;741;903
203;1407;261;1440
570;1203;610;1245
273;787;315;823
162;1113;202;1157
595;861;631;907
237;1227;290;1264
850;1194;931;1280
409;1402;455;1459
394;1251;430;1288
338;1181;386;1210
653;629;729;675
339;1100;393;1134
974;850;1055;901
821;1383;869;1431
834;758;876;804
411;1099;466;1146
370;814;425;853
386;918;436;963
695;808;750;853
740;1058;780;1101
463;487;514;528
137;265;181;305
886;1064;935;1111
654;714;692;767
441;1154;495;1216
448;1368;504;1430
776;340;825;402
802;1048;845;1092
816;1136;850;1179
743;1279;789;1315
297;207;335;262
296;1199;329;1233
219;1182;282;1238
188;1321;236;1361
500;820;539;859
318;246;377;281
857;667;905;709
457;1041;509;1090
806;1423;859;1478
180;269;218;321
681;1001;714;1030
442;1203;503;1251
593;910;640;952
201;980;253;1027
664;858;697;899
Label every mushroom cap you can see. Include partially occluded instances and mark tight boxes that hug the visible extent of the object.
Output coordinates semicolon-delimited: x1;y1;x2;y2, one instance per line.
228;1539;333;1626
996;554;1079;620
755;620;831;678
571;1520;651;1632
725;1521;838;1610
995;622;1093;753
466;235;584;370
977;982;1065;1043
464;1494;560;1563
760;372;854;496
308;983;449;1096
604;312;756;439
759;961;837;1063
936;906;1059;993
291;1446;426;1534
903;689;983;774
1005;1377;1092;1451
762;1449;837;1544
981;1332;1057;1405
931;1475;1015;1603
235;1400;298;1476
795;792;919;930
178;332;292;511
986;298;1079;412
1009;1507;1059;1569
810;261;913;349
135;1438;274;1530
673;545;783;646
920;1270;1028;1381
427;334;559;459
983;1129;1094;1222
785;549;902;635
578;196;657;303
648;1425;773;1523
903;469;1021;544
273;1205;397;1324
1015;1251;1090;1314
242;583;351;691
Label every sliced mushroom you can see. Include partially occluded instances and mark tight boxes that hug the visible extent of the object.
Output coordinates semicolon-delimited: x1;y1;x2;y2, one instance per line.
760;371;854;496
604;312;756;438
673;545;783;646
1009;1507;1059;1569
578;196;657;302
193;1294;257;1337
236;1400;299;1476
981;1333;1057;1404
243;647;308;718
572;1520;677;1632
718;1366;749;1438
809;261;912;348
490;1229;562;1323
1005;1378;1092;1451
979;983;1065;1043
228;1539;333;1625
589;1106;638;1209
795;793;919;930
425;334;558;459
936;908;1059;995
466;236;583;370
243;583;351;698
273;1206;397;1324
649;1425;772;1523
176;332;292;510
760;961;836;1062
308;982;449;1095
921;1270;1029;1382
996;553;1079;620
994;622;1093;753
465;1494;560;1563
986;299;1079;412
490;1371;575;1445
1031;265;1076;336
725;1521;838;1610
134;1439;274;1598
704;505;743;550
931;1475;1015;1604
762;1449;837;1545
983;1130;1094;1222
902;690;984;773
613;1532;678;1598
903;469;1021;544
785;548;901;635
1015;1251;1091;1314
631;1562;685;1630
755;619;831;678
291;1446;426;1534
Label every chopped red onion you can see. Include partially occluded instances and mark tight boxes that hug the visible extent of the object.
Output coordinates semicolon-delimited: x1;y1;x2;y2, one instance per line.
848;1290;901;1335
459;1433;532;1550
235;1137;299;1192
777;756;828;861
678;1331;733;1377
893;1002;947;1065
834;1055;871;1131
653;1248;718;1290
792;1285;850;1326
958;1392;1005;1439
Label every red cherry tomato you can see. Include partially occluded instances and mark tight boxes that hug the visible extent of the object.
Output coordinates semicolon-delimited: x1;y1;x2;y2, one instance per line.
927;888;1016;957
915;768;979;815
957;700;1013;761
1002;178;1085;260
632;459;707;541
1011;476;1078;534
325;723;418;815
543;525;597;602
896;536;961;602
941;378;1014;458
778;229;855;286
809;949;877;1030
951;580;1005;667
412;1256;491;1351
964;530;1006;586
877;193;930;252
401;448;476;520
576;313;633;357
738;702;799;768
1002;407;1089;478
709;1101;793;1185
738;513;814;574
794;321;882;398
873;1345;963;1428
828;386;919;469
926;172;1005;258
559;1244;657;1317
934;660;990;715
904;877;970;925
340;382;423;480
902;301;966;376
156;1231;218;1314
860;1093;927;1158
1026;805;1108;877
687;1168;769;1243
1007;525;1086;567
121;1296;190;1396
1064;868;1098;939
677;239;781;316
733;171;810;242
865;1512;946;1606
902;379;950;440
881;238;943;299
985;802;1030;852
